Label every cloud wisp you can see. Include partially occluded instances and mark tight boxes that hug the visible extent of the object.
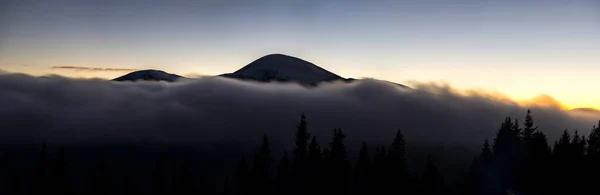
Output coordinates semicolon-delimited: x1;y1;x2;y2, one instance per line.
51;66;138;72
0;74;597;151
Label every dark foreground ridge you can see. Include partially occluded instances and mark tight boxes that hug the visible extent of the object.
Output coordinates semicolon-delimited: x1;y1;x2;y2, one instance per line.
2;110;599;195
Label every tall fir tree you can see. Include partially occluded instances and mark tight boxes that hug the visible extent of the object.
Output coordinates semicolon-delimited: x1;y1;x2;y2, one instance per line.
570;131;586;195
387;129;409;193
292;114;310;164
291;114;309;195
587;121;600;157
553;129;571;158
512;119;522;144
516;110;542;193
530;130;551;190
552;129;572;194
522;109;538;142
476;139;498;195
327;128;349;194
586;121;600;193
479;139;492;165
531;131;551;158
571;131;586;157
492;117;521;190
308;136;321;163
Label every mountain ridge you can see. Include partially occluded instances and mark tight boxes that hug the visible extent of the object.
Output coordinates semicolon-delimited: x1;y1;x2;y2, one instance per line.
113;69;182;82
112;54;406;88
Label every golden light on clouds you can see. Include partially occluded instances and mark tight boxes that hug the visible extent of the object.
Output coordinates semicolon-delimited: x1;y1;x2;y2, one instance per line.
51;66;138;72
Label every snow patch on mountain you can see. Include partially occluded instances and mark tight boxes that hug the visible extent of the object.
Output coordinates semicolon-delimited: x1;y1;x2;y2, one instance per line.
220;54;348;85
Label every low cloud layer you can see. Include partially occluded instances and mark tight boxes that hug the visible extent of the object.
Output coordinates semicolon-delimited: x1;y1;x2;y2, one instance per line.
0;74;598;151
51;66;138;72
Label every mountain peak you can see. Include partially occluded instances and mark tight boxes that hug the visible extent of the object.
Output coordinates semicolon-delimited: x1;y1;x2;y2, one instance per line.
113;69;182;82
222;54;345;85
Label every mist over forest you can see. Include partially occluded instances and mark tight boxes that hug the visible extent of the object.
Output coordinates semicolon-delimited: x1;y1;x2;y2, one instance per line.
1;72;600;195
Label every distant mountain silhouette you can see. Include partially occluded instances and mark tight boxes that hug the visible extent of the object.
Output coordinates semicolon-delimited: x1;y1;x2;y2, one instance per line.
113;70;183;82
220;54;352;85
113;54;408;88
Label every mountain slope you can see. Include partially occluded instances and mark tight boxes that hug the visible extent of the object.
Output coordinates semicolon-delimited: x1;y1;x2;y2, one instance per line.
113;70;183;82
220;54;348;85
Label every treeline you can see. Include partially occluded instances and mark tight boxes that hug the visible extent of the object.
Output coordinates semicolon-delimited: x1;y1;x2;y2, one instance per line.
4;111;600;195
462;110;600;195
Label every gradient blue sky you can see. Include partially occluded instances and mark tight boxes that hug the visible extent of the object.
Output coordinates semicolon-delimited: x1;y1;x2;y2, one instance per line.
1;0;599;108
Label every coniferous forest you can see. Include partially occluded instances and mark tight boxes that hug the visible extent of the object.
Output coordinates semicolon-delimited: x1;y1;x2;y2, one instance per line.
3;110;600;195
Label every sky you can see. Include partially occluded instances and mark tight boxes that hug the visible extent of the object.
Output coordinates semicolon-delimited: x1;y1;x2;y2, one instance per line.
0;0;599;109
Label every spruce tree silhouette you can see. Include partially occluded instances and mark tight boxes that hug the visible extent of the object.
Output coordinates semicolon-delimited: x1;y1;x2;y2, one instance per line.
308;136;322;164
326;128;348;195
476;138;498;195
570;130;586;195
554;130;571;158
275;152;289;195
387;129;409;193
151;153;167;195
512;119;522;143
421;155;444;195
291;114;309;195
293;114;309;163
587;121;600;157
307;136;323;193
50;146;71;195
552;129;572;194
586;121;600;193
516;110;541;193
522;110;538;142
251;135;272;195
29;141;48;195
572;131;587;157
492;117;520;191
353;142;370;195
526;130;551;194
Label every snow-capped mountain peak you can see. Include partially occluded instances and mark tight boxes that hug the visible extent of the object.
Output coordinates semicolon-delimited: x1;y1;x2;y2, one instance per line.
220;54;346;85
